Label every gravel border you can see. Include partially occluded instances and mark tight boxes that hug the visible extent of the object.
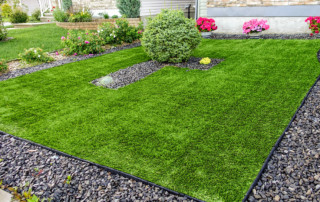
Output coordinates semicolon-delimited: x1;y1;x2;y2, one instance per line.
92;57;224;89
0;42;142;82
0;130;204;202
243;75;320;202
210;33;318;40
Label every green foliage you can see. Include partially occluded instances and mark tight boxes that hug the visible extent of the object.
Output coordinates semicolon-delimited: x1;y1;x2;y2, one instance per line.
0;3;13;18
9;8;28;23
68;11;92;22
61;30;105;55
19;47;55;64
111;15;118;19
62;0;72;10
0;59;7;73
142;9;201;63
31;8;41;21
98;18;143;44
0;15;8;41
27;195;45;202
116;0;140;18
53;8;68;22
65;175;72;185
98;12;109;19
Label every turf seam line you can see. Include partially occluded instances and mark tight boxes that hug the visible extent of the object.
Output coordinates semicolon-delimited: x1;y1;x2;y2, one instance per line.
242;74;320;202
0;130;205;202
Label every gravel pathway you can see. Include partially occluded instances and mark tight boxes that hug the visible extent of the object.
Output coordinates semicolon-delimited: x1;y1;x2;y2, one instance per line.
0;42;142;82
210;33;318;40
92;57;224;89
245;76;320;202
0;131;203;202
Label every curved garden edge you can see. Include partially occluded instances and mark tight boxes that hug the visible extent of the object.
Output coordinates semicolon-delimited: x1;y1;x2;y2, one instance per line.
0;42;142;82
0;130;205;202
242;74;320;201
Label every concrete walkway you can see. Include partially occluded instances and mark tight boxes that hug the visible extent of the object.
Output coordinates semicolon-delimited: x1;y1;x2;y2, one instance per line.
0;189;11;202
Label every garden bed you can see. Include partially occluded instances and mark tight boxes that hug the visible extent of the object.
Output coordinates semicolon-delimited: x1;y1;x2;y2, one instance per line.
211;33;318;40
56;18;141;30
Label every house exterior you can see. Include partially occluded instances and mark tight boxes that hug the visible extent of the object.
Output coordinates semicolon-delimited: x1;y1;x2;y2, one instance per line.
198;0;317;34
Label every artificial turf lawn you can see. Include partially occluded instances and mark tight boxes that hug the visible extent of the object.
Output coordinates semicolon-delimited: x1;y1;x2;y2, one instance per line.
0;39;320;201
0;24;69;60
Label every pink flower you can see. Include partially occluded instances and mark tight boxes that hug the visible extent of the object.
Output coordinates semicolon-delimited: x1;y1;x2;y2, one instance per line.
85;41;89;44
86;33;88;35
56;52;59;55
316;30;319;34
74;53;77;56
67;33;70;35
61;36;65;40
78;37;81;39
89;54;93;56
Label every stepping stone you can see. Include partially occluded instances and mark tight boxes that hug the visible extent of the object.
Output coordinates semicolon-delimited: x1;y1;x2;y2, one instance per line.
0;189;12;202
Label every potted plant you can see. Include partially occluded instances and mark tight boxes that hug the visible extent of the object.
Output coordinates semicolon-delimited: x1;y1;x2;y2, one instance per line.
243;19;270;39
305;16;320;38
196;17;217;38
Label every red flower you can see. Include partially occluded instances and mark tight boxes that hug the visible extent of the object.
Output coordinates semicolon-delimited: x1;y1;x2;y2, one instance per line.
316;30;319;34
53;6;55;8
311;33;313;36
48;20;49;22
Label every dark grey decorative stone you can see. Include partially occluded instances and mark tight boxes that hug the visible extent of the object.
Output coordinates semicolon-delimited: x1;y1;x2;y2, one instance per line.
211;33;318;40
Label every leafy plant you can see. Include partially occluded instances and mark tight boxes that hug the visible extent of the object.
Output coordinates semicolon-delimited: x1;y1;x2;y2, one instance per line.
62;0;72;10
19;47;55;64
53;8;68;22
98;12;109;19
200;57;211;64
27;194;45;202
31;8;41;21
34;167;39;172
64;175;72;185
243;19;270;34
141;8;201;63
61;30;105;55
116;0;140;18
305;16;320;36
9;8;28;23
111;15;118;19
0;3;13;18
196;17;217;32
68;11;92;22
0;59;7;73
0;15;8;41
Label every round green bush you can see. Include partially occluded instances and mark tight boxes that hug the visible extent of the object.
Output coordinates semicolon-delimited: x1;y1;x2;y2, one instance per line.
9;9;29;23
141;9;201;63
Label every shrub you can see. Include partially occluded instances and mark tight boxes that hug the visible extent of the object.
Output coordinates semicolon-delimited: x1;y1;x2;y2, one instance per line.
99;12;109;19
200;57;211;65
0;59;8;73
0;15;7;41
142;9;201;63
116;0;140;18
19;47;55;64
98;18;143;44
9;8;28;23
0;3;13;18
61;30;105;55
305;16;320;36
53;8;68;22
111;15;118;19
68;11;92;22
62;0;72;10
196;17;217;32
31;8;41;21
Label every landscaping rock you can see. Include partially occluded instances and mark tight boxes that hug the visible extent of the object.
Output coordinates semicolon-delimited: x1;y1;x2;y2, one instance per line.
0;132;201;202
246;79;320;201
92;57;224;89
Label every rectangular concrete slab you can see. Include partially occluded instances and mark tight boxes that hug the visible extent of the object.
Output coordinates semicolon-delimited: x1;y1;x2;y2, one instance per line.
0;189;12;202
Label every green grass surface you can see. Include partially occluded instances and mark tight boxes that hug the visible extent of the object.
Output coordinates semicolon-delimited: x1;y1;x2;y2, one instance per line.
0;24;67;60
0;39;320;201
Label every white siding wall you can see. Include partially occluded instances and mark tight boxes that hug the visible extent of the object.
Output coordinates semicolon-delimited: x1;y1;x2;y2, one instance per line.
140;0;195;16
198;0;207;17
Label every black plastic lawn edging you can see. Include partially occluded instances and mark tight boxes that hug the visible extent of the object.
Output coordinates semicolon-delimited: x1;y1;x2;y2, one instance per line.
0;130;205;202
242;74;320;202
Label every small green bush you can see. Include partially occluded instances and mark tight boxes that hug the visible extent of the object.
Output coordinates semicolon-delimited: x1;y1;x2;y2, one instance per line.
99;12;109;19
61;30;105;55
53;8;68;22
68;11;92;22
0;59;8;73
111;15;118;19
31;8;41;21
98;18;143;44
9;8;28;23
0;3;13;18
19;47;55;64
116;0;140;18
141;9;201;63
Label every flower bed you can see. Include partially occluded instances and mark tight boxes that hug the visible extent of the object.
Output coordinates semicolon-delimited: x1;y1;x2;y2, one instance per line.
56;18;141;30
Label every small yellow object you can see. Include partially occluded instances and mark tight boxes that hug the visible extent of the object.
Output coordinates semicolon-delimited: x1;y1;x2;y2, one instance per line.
200;57;211;65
